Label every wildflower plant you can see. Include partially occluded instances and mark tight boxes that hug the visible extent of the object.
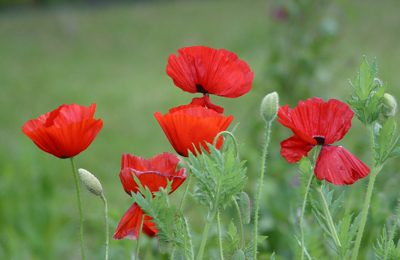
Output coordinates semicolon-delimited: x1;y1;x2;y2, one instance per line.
21;45;400;260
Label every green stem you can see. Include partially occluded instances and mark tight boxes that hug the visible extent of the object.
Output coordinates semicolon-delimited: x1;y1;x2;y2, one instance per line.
183;216;194;260
299;145;321;260
136;214;145;260
70;158;85;260
196;217;213;260
351;124;382;260
101;194;109;260
179;174;192;211
233;198;245;249
351;165;382;260
217;211;224;260
253;121;272;259
318;187;341;248
300;171;314;260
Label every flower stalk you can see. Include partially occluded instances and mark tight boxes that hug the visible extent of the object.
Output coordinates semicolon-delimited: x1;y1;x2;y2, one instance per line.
351;164;382;260
299;171;314;260
253;120;272;259
217;211;224;260
70;158;86;260
101;194;109;260
196;217;213;260
136;214;145;260
317;187;341;248
351;123;384;260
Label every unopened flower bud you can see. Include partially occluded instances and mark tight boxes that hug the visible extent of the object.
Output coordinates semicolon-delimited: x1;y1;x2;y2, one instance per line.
260;91;279;122
382;93;397;117
78;168;103;196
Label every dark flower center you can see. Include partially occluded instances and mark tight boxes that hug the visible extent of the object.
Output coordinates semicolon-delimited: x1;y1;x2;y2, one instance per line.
314;136;325;145
196;84;207;94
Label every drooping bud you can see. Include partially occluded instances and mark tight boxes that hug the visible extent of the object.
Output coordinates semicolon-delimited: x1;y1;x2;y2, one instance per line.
260;91;279;122
382;93;397;117
78;168;103;196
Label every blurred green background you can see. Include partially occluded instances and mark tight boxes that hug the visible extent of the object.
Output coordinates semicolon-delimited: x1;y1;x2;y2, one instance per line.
1;0;400;259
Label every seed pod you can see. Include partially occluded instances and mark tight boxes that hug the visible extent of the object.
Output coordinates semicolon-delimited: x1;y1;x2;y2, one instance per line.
260;91;279;122
78;168;103;196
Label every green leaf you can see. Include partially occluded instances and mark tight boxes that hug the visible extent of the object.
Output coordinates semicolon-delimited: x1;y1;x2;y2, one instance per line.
130;179;194;259
237;192;251;224
374;119;400;164
187;132;247;212
232;250;246;260
226;221;240;256
348;57;385;124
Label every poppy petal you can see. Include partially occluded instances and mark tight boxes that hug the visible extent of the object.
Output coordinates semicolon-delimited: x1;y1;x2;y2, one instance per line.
280;135;314;163
315;146;370;185
278;98;354;145
155;105;233;157
166;46;253;98
119;153;187;195
22;104;103;158
113;203;157;240
189;96;224;113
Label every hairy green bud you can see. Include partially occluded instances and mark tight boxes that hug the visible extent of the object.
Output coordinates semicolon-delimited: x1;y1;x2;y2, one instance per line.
382;93;397;117
78;168;103;196
260;91;279;122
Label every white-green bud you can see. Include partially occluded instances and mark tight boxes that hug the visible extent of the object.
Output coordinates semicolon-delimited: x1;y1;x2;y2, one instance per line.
78;168;103;196
382;93;397;117
260;91;279;122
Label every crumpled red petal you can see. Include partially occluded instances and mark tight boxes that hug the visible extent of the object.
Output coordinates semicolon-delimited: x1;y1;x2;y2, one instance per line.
113;203;157;240
278;98;354;145
119;153;186;195
280;135;314;163
166;46;253;98
154;104;233;157
314;145;370;185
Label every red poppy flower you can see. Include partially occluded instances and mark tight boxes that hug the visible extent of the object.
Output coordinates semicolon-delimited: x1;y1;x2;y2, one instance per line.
22;104;103;159
278;98;370;185
166;46;254;98
113;152;186;240
154;100;234;157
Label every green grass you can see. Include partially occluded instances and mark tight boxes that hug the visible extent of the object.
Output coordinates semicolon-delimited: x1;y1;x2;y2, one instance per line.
1;0;400;259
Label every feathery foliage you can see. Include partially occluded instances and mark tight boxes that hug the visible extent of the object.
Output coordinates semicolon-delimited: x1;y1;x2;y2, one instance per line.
373;118;400;165
187;134;247;214
374;200;400;260
131;177;194;260
348;57;385;125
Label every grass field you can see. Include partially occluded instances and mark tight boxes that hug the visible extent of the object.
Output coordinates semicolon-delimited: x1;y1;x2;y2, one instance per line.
1;0;400;259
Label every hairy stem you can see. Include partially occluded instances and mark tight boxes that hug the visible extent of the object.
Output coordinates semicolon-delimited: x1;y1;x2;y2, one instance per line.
351;165;382;260
135;214;145;260
101;194;109;260
253;121;272;259
351;124;382;260
299;145;321;260
70;158;85;260
217;211;224;260
179;174;192;211
300;171;314;260
196;217;213;260
318;187;341;248
183;216;194;260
